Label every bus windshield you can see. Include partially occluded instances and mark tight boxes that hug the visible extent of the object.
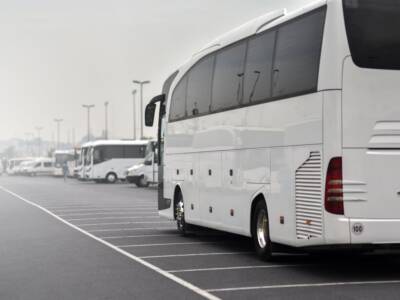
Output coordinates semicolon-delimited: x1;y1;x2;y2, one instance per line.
343;0;400;70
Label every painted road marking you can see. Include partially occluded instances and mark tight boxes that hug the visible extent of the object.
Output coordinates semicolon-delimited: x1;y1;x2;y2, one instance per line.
167;264;305;273
206;280;400;293
140;252;252;259
79;221;172;227
58;212;159;217
88;227;176;233
67;216;160;221
0;186;220;300
100;234;178;239
52;207;156;213
118;242;218;248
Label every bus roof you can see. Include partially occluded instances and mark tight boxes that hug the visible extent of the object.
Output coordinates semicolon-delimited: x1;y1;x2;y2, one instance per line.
178;0;327;76
89;140;150;147
54;149;75;155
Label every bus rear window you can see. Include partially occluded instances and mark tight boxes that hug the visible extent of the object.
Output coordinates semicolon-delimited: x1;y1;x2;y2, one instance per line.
343;0;400;70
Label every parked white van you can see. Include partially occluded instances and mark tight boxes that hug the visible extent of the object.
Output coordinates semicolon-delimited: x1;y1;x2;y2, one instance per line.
126;141;158;187
7;158;34;175
22;158;54;176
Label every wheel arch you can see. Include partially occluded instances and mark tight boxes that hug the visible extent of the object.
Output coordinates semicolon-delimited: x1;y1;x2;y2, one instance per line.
172;184;183;220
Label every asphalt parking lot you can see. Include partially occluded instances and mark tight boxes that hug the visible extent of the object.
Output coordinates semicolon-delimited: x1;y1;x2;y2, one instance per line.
1;175;400;300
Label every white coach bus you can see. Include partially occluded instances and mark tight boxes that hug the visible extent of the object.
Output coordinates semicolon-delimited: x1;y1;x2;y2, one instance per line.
87;140;148;183
145;0;400;259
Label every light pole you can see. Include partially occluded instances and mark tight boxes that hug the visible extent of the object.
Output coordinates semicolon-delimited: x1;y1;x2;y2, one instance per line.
82;104;95;142
132;90;137;140
24;132;33;156
35;126;43;156
104;101;109;139
54;119;63;149
133;80;151;139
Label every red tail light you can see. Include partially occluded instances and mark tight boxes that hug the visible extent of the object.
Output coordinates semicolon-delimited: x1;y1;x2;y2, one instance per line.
325;157;344;215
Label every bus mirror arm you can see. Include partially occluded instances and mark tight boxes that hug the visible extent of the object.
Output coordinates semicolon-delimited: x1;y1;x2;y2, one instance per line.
145;94;166;127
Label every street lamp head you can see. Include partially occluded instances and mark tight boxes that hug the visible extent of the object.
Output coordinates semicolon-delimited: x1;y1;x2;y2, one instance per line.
132;89;137;95
82;104;95;109
54;118;63;123
104;101;109;106
133;80;151;85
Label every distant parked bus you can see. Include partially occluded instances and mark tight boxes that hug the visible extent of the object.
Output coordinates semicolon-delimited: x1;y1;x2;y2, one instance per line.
53;150;76;177
145;0;400;260
87;140;149;183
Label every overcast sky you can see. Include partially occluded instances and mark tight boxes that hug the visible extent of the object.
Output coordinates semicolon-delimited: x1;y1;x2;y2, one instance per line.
0;0;313;144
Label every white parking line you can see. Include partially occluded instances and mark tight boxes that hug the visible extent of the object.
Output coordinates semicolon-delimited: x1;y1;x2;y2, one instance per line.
206;280;400;293
79;221;172;227
0;186;220;300
88;227;176;233
58;212;158;217
140;252;252;259
66;216;160;221
100;234;178;239
53;207;156;213
118;242;217;248
167;264;304;273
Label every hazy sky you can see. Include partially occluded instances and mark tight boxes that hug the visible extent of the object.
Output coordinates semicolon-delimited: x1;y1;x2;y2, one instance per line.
0;0;312;143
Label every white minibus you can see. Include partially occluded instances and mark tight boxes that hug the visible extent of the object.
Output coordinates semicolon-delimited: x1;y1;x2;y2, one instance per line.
87;140;149;183
145;0;400;259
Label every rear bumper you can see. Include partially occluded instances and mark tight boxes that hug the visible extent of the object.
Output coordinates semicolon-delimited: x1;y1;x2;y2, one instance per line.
349;218;400;244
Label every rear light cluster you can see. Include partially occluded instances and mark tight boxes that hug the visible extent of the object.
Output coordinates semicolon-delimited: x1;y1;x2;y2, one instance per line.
325;157;344;215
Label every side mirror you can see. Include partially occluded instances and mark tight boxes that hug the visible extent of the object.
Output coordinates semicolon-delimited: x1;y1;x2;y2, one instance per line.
145;103;156;127
145;94;166;127
144;160;152;166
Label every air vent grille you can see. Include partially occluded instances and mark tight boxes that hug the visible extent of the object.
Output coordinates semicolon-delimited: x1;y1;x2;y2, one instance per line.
295;151;323;240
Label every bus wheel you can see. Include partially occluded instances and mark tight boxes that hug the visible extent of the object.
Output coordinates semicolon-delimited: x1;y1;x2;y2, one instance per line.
252;200;273;261
175;192;190;235
138;176;149;188
106;173;117;184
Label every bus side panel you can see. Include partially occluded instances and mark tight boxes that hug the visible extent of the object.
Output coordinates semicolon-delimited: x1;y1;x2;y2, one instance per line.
221;149;270;236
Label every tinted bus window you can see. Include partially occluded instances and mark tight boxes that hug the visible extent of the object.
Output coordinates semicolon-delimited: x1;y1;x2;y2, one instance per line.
273;8;326;98
187;55;215;116
169;76;188;121
211;42;247;111
343;0;400;70
243;30;276;104
124;145;146;158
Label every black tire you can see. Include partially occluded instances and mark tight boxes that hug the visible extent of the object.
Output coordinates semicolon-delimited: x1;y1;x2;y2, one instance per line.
175;191;192;235
252;200;273;261
137;176;150;188
106;172;117;184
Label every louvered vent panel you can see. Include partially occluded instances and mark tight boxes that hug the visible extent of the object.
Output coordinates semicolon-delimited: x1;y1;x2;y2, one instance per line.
295;151;323;239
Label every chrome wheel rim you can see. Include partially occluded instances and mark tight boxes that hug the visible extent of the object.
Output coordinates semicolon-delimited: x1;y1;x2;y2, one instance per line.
176;199;184;231
108;174;116;182
256;210;268;249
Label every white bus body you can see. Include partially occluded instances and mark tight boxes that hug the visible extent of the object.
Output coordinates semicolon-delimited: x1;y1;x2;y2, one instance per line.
88;140;149;183
53;150;77;177
146;0;400;258
127;141;159;187
76;142;93;180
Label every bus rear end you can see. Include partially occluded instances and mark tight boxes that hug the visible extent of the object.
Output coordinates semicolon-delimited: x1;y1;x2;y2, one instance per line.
340;0;400;246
